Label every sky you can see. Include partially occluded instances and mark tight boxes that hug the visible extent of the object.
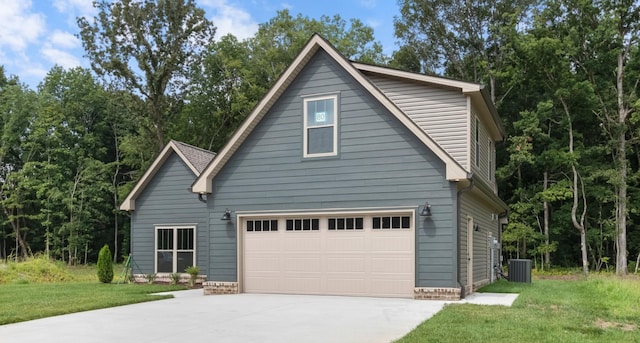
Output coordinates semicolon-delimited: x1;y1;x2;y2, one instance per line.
0;0;401;90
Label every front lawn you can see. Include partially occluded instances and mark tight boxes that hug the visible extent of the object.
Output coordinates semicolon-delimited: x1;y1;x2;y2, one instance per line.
0;282;185;325
397;276;640;342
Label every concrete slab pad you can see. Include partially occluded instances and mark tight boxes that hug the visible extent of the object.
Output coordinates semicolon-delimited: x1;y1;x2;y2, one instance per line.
0;290;519;343
460;292;519;306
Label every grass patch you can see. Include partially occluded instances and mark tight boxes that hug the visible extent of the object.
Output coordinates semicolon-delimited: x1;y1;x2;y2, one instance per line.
397;277;640;343
0;257;187;325
0;282;185;325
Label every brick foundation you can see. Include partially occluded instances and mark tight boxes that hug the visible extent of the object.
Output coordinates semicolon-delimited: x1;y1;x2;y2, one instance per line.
203;281;239;295
132;273;206;285
414;287;461;300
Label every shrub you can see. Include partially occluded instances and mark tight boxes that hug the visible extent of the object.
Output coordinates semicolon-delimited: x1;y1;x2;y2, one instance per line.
185;265;199;287
145;273;157;284
170;273;181;285
96;245;114;283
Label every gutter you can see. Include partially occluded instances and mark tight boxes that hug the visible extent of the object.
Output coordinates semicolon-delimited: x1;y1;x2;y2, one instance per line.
456;173;474;298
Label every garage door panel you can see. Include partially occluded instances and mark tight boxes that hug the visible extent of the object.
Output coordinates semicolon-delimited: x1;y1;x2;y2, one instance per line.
326;257;366;272
371;257;413;273
327;279;367;294
326;235;366;251
284;257;322;272
243;213;414;298
283;236;322;251
370;236;412;251
286;277;323;293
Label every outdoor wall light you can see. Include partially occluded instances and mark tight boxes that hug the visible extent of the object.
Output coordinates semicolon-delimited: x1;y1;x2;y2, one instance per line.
221;209;232;221
420;202;432;217
474;224;480;232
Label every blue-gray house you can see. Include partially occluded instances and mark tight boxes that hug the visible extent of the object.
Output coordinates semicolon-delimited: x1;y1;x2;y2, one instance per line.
121;35;508;300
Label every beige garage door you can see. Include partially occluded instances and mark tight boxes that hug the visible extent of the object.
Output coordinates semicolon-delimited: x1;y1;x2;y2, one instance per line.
242;213;414;298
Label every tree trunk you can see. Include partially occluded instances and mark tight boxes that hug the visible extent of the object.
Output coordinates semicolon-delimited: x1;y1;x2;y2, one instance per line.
561;97;588;276
616;52;628;276
543;170;550;270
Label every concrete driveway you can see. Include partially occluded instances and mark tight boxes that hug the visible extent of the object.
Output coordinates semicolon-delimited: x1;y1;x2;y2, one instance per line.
0;290;517;343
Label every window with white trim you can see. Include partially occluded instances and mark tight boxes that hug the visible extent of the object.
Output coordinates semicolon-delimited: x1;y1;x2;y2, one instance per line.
475;117;480;167
156;226;195;273
372;216;411;229
286;218;320;231
328;217;364;230
488;140;493;181
303;95;338;157
246;219;278;232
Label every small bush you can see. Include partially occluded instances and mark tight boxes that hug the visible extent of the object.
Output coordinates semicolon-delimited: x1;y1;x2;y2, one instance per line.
145;273;157;284
96;245;114;283
185;265;199;287
170;273;181;285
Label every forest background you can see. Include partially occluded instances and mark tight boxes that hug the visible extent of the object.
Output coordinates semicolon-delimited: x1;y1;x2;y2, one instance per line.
1;0;639;276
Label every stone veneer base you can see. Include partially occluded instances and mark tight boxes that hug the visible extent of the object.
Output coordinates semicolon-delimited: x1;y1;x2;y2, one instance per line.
414;287;461;300
203;281;239;295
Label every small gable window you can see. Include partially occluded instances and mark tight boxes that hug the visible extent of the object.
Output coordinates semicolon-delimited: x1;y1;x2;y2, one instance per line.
303;95;338;157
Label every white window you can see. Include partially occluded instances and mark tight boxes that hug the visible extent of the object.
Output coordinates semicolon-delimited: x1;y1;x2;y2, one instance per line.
303;95;338;157
372;215;411;229
475;117;480;167
488;140;493;180
285;218;320;231
155;226;195;273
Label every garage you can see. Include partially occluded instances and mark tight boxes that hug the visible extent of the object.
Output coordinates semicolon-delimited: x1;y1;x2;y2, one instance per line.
240;211;415;298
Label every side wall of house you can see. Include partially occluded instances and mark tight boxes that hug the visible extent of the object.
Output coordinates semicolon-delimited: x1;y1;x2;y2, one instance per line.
130;153;209;274
366;74;469;169
459;190;502;290
206;50;459;288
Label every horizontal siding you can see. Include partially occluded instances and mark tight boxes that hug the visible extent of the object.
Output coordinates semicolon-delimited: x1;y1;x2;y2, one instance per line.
459;191;501;289
131;153;209;274
471;111;498;193
367;74;469;168
209;51;458;288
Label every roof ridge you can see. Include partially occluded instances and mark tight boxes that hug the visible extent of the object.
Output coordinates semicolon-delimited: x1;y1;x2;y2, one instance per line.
171;140;216;156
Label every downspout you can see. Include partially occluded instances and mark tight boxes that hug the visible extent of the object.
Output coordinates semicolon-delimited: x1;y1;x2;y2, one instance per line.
457;173;474;299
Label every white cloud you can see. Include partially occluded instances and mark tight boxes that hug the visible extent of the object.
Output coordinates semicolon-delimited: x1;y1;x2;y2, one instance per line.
366;18;381;29
0;0;46;52
53;0;97;22
49;30;80;49
41;46;81;69
200;0;259;40
360;0;376;9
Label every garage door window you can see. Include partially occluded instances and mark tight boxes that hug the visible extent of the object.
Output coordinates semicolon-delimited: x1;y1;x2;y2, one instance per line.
286;218;319;231
156;226;195;273
328;217;364;230
373;216;411;229
246;220;278;232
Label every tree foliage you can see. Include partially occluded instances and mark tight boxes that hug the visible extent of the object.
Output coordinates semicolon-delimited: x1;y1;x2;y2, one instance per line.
77;0;216;151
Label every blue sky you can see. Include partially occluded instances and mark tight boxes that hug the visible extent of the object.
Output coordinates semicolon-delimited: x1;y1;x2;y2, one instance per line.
0;0;400;90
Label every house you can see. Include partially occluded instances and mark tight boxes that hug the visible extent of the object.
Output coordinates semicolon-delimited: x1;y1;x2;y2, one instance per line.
121;34;508;300
120;140;215;277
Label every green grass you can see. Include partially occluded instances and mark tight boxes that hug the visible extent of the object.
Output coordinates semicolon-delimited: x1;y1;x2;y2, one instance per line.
397;277;640;343
0;282;185;324
0;257;186;325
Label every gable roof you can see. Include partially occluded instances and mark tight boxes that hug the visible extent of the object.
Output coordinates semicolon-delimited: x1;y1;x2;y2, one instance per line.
120;140;215;211
192;34;489;194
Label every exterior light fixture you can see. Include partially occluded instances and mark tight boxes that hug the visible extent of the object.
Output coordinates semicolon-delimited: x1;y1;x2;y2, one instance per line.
420;202;432;217
474;224;480;232
221;209;232;221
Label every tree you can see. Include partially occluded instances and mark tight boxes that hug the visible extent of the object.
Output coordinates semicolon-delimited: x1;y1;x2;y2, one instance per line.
97;244;114;283
394;0;534;102
77;0;216;151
